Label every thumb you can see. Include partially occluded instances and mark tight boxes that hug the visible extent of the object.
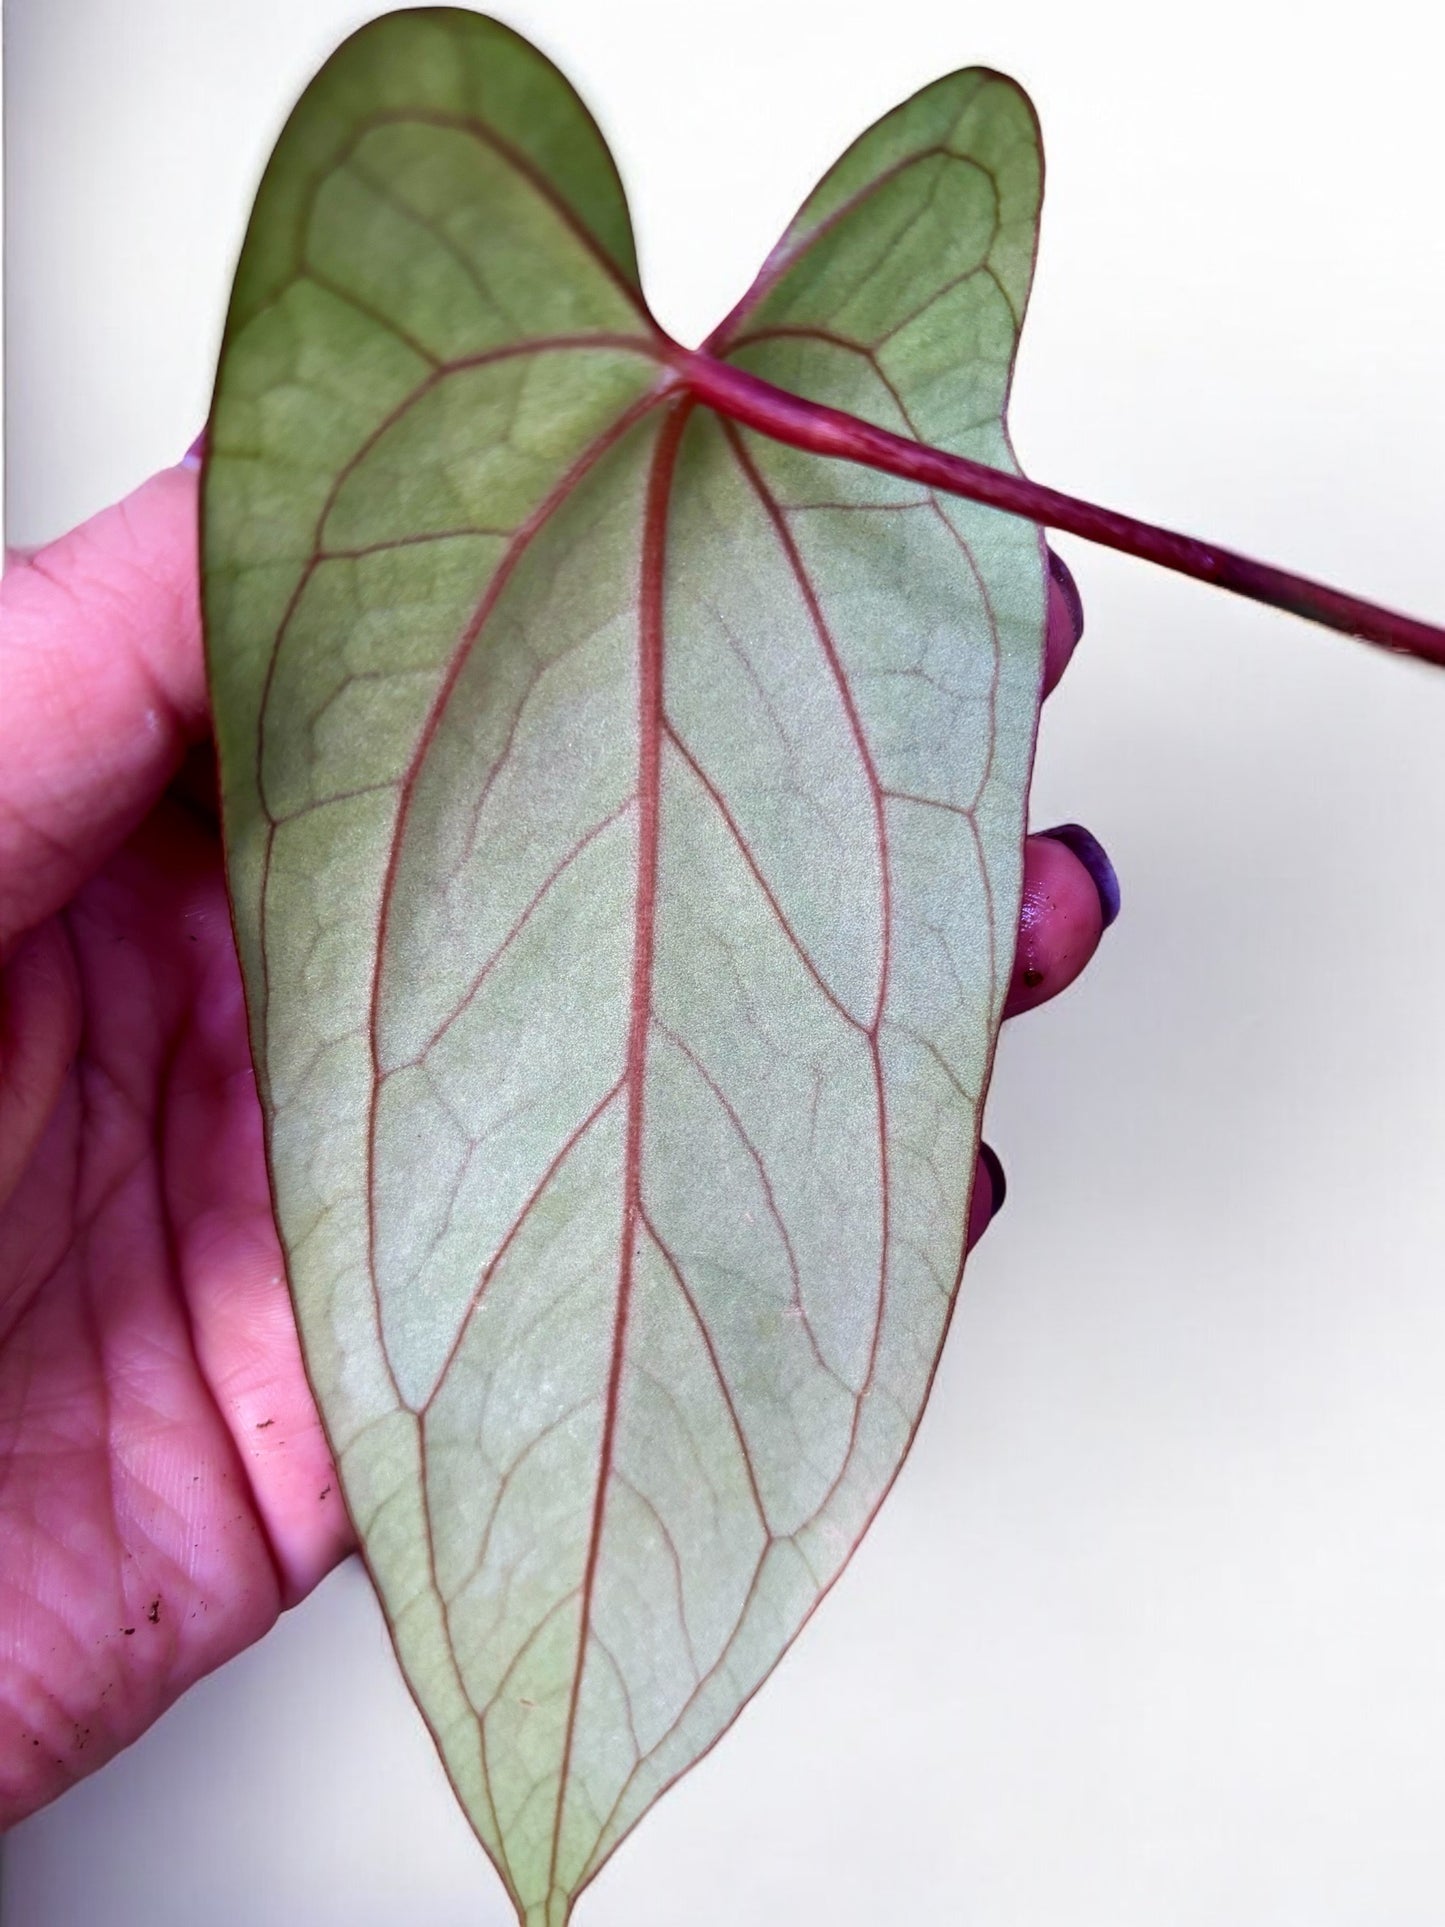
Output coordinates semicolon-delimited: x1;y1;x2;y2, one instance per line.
0;462;208;953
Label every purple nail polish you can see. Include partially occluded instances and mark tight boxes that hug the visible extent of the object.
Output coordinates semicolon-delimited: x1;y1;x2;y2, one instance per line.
1047;548;1085;645
1039;822;1120;929
978;1141;1007;1220
181;427;208;472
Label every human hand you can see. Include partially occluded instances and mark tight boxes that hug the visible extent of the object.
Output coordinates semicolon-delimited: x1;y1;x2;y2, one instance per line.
0;460;352;1822
0;460;1113;1823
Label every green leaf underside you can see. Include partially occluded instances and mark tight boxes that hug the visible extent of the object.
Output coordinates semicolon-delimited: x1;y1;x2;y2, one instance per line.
202;11;1045;1921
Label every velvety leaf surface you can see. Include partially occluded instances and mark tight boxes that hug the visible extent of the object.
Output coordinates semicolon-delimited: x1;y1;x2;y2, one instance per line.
202;12;1045;1921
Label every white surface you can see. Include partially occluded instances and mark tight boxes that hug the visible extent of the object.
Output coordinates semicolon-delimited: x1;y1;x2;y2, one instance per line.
6;0;1445;1921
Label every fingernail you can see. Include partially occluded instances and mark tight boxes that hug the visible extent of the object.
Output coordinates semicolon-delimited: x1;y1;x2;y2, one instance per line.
979;1141;1007;1220
1048;549;1085;644
1038;822;1120;929
181;427;208;472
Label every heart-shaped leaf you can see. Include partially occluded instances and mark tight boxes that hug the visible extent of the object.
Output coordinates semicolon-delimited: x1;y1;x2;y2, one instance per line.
202;10;1046;1920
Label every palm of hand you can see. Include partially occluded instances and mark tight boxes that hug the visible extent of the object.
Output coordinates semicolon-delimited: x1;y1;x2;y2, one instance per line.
0;784;348;1821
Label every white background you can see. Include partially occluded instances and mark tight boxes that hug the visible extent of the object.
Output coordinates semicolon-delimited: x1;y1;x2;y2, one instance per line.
6;1;1445;1921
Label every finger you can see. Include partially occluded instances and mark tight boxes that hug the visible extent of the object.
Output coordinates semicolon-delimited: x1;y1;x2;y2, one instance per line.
141;804;354;1600
0;462;206;953
965;1141;1007;1251
967;820;1116;1254
1003;823;1120;1018
1042;548;1085;697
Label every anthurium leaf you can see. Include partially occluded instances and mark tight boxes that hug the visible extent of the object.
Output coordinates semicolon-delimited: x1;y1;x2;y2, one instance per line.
202;10;1046;1921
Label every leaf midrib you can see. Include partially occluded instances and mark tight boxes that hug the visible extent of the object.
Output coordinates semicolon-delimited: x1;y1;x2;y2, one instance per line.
544;398;693;1901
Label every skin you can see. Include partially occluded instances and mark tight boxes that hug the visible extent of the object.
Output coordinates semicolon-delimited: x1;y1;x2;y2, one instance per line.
0;461;1106;1826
